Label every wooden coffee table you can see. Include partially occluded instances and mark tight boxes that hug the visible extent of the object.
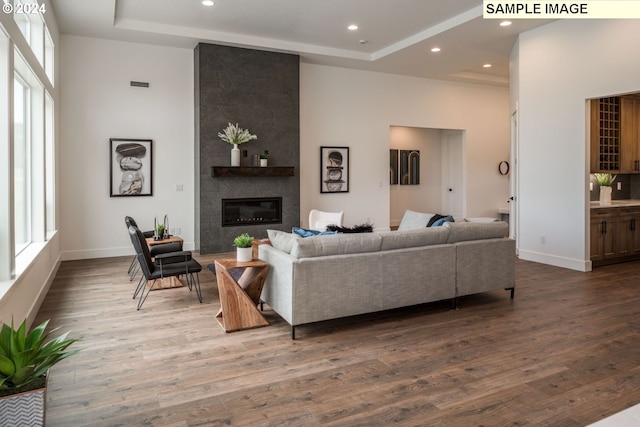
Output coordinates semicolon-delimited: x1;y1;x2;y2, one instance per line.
214;258;270;332
145;235;184;290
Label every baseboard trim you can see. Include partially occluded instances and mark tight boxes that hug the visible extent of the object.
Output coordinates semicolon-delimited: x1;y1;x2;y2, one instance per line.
62;241;196;261
518;249;591;272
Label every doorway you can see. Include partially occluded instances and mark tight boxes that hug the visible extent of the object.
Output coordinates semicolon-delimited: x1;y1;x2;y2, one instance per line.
389;126;465;228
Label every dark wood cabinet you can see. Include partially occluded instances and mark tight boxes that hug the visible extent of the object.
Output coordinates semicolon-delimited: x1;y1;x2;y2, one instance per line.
615;207;640;257
591;96;640;173
591;206;640;265
590;208;616;263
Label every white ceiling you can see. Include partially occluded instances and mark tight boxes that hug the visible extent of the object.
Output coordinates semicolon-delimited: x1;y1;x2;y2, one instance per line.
49;0;553;86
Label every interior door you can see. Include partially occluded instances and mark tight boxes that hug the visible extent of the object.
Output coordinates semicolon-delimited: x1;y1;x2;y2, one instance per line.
441;130;465;218
510;109;519;246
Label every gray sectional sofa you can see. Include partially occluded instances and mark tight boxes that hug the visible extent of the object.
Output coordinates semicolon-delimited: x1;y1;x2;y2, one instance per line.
259;221;515;339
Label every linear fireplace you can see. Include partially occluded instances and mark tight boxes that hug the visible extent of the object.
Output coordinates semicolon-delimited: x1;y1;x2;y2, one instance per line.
222;197;282;227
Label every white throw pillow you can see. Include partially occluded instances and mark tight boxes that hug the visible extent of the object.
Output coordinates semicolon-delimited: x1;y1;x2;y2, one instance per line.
397;209;435;231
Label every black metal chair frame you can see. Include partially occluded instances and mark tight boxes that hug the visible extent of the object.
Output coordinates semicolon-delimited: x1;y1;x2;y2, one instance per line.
125;216;182;281
128;225;202;310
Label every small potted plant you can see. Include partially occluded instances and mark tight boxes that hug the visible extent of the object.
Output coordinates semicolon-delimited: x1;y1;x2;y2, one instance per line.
233;233;254;262
155;223;166;240
217;123;257;167
594;173;616;205
0;319;80;426
259;152;269;167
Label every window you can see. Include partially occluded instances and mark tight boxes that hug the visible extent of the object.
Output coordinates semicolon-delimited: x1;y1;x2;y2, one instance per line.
13;75;30;254
45;92;54;237
0;1;55;279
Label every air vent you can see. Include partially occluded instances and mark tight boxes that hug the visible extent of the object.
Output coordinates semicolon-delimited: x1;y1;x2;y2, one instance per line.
130;81;150;88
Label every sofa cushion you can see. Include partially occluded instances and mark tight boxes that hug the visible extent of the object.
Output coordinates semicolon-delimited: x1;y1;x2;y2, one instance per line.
290;233;383;259
267;229;300;254
444;221;508;243
379;227;449;251
397;209;435;230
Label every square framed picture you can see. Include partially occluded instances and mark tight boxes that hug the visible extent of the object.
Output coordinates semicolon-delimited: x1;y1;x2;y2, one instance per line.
110;138;153;197
320;146;349;193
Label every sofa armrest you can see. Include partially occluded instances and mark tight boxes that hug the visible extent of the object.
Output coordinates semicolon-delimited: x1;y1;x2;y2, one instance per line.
258;244;298;325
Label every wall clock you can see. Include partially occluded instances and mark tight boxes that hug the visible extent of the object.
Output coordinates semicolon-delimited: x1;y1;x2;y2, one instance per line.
498;161;510;175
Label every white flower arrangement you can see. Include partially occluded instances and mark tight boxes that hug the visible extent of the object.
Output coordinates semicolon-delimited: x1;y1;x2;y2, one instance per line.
217;122;257;145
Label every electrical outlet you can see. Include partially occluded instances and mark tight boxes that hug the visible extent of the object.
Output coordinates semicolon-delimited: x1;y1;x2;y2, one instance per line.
176;184;183;192
617;181;622;190
540;236;546;244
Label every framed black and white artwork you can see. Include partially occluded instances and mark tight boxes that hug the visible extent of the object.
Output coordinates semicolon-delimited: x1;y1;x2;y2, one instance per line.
110;138;153;197
320;146;349;193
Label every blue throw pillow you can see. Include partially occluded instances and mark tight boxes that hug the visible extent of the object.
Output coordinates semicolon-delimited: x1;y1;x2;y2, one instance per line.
431;216;454;227
292;227;337;238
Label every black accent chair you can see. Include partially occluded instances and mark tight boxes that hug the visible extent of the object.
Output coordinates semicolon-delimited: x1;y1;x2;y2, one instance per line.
128;225;203;310
125;216;182;280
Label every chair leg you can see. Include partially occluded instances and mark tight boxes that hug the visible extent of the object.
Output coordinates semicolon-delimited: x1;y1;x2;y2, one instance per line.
127;257;136;274
190;273;202;303
137;279;158;310
129;262;140;281
133;276;146;299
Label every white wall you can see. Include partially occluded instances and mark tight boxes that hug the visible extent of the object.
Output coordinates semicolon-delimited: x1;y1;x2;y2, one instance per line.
59;35;194;260
513;20;640;271
57;36;510;256
300;64;510;230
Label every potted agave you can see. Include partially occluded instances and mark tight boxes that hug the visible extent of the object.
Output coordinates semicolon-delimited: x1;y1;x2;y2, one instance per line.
594;173;616;205
217;122;257;166
234;233;254;262
0;319;80;426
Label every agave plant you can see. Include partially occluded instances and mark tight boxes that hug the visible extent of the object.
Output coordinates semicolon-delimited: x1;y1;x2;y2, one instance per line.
593;173;616;187
0;319;80;392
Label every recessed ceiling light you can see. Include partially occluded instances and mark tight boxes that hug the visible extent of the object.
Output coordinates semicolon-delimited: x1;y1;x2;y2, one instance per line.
348;24;359;31
202;0;214;6
430;47;441;53
483;63;492;68
500;21;512;27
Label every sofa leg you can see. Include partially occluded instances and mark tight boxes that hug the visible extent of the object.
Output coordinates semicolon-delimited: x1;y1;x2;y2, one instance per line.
505;287;515;298
291;326;296;340
450;297;458;310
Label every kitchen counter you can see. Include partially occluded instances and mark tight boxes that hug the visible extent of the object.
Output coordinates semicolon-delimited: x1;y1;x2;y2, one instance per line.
590;199;640;209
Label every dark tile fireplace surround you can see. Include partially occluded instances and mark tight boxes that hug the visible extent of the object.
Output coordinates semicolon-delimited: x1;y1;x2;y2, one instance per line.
195;43;300;254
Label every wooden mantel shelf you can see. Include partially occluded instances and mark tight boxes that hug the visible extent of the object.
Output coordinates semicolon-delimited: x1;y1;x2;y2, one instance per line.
211;166;295;177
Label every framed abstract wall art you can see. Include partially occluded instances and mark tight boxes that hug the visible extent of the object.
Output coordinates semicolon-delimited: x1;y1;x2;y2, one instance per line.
320;146;349;193
400;149;420;185
390;149;399;185
110;138;153;197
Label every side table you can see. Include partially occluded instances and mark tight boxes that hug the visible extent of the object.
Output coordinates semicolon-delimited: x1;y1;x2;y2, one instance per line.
214;259;270;332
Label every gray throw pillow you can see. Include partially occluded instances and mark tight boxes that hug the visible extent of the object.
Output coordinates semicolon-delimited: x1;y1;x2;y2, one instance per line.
267;229;300;254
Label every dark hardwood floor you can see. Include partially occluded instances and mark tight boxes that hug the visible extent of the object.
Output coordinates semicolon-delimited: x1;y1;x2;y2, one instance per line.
34;254;640;426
